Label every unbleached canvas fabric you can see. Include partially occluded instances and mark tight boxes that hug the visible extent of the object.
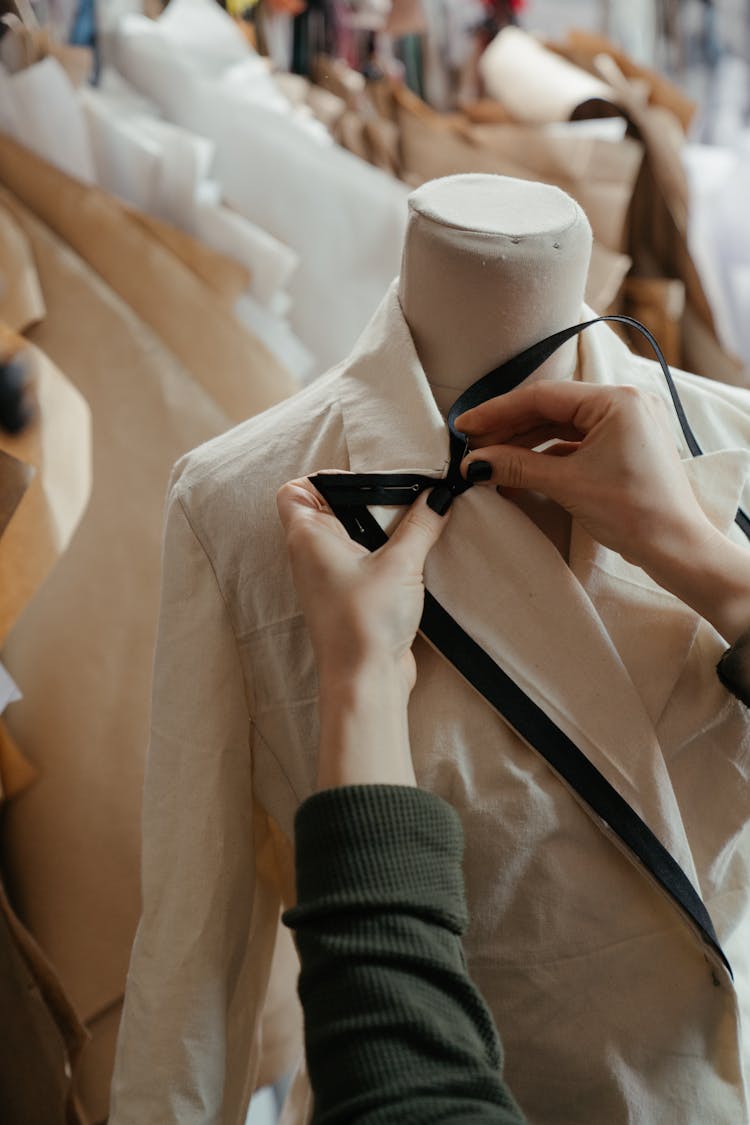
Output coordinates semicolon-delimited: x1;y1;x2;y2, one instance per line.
112;283;750;1124
0;191;301;1122
124;208;251;305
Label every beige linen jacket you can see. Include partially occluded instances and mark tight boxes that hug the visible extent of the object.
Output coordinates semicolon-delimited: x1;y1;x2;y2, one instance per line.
112;284;750;1125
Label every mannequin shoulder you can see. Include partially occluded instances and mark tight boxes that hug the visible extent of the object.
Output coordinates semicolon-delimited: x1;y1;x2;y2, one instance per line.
169;368;347;517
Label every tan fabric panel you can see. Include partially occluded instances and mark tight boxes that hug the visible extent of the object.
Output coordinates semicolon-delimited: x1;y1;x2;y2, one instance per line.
0;717;38;801
0;448;33;545
0;327;91;646
124;208;251;306
0;207;45;332
0;135;298;415
0;190;299;1120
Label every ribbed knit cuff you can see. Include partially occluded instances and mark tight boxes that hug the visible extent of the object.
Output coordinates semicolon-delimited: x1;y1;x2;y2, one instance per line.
717;626;750;707
283;785;467;934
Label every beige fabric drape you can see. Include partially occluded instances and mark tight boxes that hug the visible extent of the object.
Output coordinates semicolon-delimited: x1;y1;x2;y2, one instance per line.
0;249;91;1120
0;206;45;333
0;152;300;1120
0;314;92;802
0;135;298;415
0;329;92;646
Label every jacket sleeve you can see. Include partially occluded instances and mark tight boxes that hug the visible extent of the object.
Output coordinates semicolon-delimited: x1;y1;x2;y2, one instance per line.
284;785;527;1125
110;482;280;1124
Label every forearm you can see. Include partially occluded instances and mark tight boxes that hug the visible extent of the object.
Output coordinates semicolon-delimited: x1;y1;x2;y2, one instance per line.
317;660;415;789
642;524;750;645
284;786;525;1125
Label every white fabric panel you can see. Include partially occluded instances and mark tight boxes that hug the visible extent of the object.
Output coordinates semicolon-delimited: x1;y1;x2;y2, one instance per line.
114;0;409;373
0;57;97;184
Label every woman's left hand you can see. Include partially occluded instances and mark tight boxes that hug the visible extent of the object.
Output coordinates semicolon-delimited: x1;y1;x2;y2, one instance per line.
277;476;449;789
276;477;448;693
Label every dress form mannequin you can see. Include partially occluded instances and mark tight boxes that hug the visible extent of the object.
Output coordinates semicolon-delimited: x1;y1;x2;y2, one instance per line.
111;161;750;1124
398;173;593;556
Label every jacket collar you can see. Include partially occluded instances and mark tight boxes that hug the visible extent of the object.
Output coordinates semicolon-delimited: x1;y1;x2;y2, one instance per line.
336;284;750;883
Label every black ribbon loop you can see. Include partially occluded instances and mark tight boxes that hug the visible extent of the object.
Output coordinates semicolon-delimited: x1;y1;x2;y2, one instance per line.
436;313;750;535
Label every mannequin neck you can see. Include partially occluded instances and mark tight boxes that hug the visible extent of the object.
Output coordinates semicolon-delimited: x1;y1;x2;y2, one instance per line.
398;175;593;417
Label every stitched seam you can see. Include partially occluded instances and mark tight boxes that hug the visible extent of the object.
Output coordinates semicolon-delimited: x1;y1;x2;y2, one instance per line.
235;613;308;647
250;718;302;803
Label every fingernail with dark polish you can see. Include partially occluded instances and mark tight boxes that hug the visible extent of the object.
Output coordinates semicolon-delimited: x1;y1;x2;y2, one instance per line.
466;460;492;483
427;483;454;516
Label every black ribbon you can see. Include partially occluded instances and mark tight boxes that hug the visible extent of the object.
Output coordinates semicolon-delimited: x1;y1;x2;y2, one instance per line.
311;315;747;977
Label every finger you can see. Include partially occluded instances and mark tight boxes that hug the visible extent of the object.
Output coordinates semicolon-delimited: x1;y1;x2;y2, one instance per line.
462;444;575;496
469;421;584;450
495;442;580;496
275;478;330;533
455;381;607;440
384;492;450;571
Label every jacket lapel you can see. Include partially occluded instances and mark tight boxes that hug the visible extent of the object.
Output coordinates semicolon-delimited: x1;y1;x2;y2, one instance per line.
337;285;708;885
423;483;700;880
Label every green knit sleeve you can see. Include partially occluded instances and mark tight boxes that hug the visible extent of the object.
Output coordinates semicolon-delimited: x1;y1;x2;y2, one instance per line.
283;785;526;1124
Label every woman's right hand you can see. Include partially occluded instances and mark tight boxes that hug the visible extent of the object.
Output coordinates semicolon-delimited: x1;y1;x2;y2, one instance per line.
456;381;750;644
458;381;714;570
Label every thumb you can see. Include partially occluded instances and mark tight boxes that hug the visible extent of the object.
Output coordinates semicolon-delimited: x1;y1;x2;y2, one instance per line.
384;492;450;571
462;446;573;499
275;478;329;534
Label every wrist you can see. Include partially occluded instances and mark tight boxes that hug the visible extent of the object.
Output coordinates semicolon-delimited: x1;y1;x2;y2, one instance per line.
316;657;416;790
318;650;409;699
